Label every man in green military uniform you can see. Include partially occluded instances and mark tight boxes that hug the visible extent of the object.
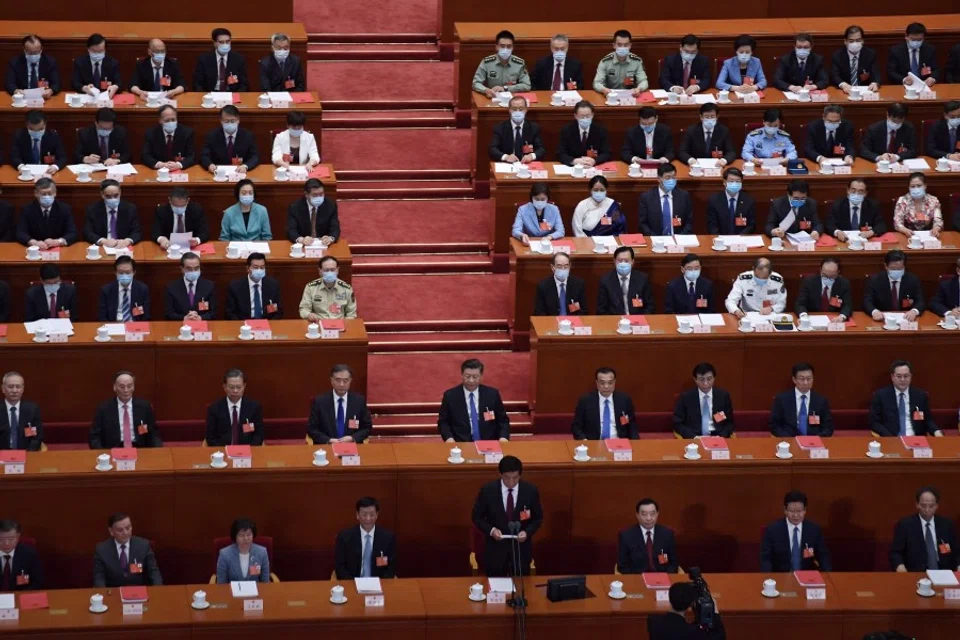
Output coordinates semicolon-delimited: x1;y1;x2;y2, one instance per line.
299;255;357;321
472;29;531;98
593;29;649;96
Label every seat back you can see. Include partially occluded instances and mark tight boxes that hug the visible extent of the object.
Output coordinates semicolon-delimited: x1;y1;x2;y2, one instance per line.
920;119;938;156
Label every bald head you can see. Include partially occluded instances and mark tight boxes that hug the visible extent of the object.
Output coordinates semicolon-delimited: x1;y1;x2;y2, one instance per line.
148;39;166;55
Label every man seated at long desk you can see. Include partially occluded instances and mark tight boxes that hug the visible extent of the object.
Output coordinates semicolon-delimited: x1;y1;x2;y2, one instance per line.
89;371;162;449
571;366;638;440
129;39;185;100
98;256;150;322
153;187;208;249
4;34;60;98
75;108;131;166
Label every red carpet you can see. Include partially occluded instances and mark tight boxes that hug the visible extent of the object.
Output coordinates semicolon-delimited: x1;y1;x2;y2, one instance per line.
294;0;439;36
322;128;471;171
308;61;453;104
353;274;509;321
339;199;490;245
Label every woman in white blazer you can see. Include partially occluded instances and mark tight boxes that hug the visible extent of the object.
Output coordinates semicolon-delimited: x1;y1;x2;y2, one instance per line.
271;110;320;168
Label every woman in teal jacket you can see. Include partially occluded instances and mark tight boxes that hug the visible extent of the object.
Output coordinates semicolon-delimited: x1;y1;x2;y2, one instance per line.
220;179;273;241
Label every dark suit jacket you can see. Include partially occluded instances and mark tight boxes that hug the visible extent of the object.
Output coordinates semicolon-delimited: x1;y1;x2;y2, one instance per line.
664;275;715;314
285;198;341;242
75;124;131;164
795;274;853;318
471;479;543;576
0;200;14;242
830;46;881;87
151;201;209;243
926;119;959;159
930;275;960;317
0;542;43;591
868;385;939;437
204;396;265;446
306;390;374;444
769;390;834;437
557;121;612;165
805;119;856;161
647;611;725;640
887;42;940;85
659;52;712;90
531;55;585;90
488;119;546;161
706;190;757;235
0;279;10;322
825;196;886;236
258;54;305;92
533;274;588;316
773;51;828;90
142;123;196;169
863;271;925;315
597;268;655;315
10;128;67;169
25;282;78;321
860;120;917;161
949;44;960;83
130;57;185;92
0;400;44;451
765;196;822;236
334;525;397;579
673;387;735;438
193;51;249;91
226;276;282;320
71;55;122;92
571;390;638;440
678;122;736;165
890;515;959;571
88;396;162;448
83;200;142;244
93;536;162;587
98;279;151;322
163;277;217;320
5;53;61;94
638;187;693;235
760;518;832;571
621;123;675;163
201;126;259;169
437;384;510;442
617;524;678;573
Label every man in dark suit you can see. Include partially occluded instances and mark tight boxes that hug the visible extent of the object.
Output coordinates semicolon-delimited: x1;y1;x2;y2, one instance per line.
71;33;121;95
638;164;692;236
949;44;960;83
10;110;67;174
488;96;546;163
665;253;714;314
24;264;78;322
926;101;960;160
660;34;712;94
534;251;587;316
557;101;612;166
0;281;9;322
164;252;217;321
142;106;196;170
571;367;638;440
471;455;543;576
0;196;13;242
860;103;917;163
647;582;726;640
83;179;142;248
1;372;44;451
887;23;940;86
678;104;735;166
89;371;162;449
930;257;960;318
4;34;60;97
438;358;510;442
864;250;925;321
766;180;822;239
825;179;886;241
869;360;943;437
98;255;150;322
890;486;958;572
673;362;735;438
597;246;655;315
795;257;853;320
193;27;249;92
706;168;756;235
93;513;163;587
335;497;397;579
152;187;208;249
201;105;259;172
805;105;856;166
618;498;678;573
205;368;265;446
226;253;282;320
621;106;674;164
307;364;374;444
129;39;186;98
258;34;305;91
773;33;828;91
769;363;835;437
531;35;584;91
0;520;44;590
760;491;833;572
286;179;340;245
75;108;131;165
831;26;881;92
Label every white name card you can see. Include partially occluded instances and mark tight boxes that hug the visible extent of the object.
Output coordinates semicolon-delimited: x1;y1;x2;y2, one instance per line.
122;603;143;615
364;595;385;607
827;322;846;332
899;321;919;331
116;459;136;471
912;448;933;459
922;239;942;250
26;98;44;108
730;244;747;253
891;164;910;174
655;589;670;602
4;463;25;475
228;173;242;183
213;100;230;108
106;173;125;183
754;323;774;333
614;450;633;462
806;588;826;600
0;608;20;620
641;169;657;178
305;246;325;258
125;331;145;342
171;173;189;183
833;166;852;175
573;326;593;335
193;331;213;341
321;329;340;339
486;591;506;604
710;449;730;460
863;241;882;251
39;251;60;261
919;91;938;100
704;167;722;177
741;93;760;103
232;457;252;469
812;93;829;102
341;455;361;466
243;599;263;612
273;100;290;109
810;448;830;459
862;92;879;101
767;166;787;176
693;324;711;334
253;330;272;341
798;241;816;252
49;333;68;343
631;325;650;335
666;244;683;254
944;588;960;600
484;452;504;464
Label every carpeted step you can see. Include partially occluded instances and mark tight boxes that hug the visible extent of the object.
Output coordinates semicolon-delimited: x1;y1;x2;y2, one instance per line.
295;0;439;39
308;43;439;61
368;330;512;353
352;254;492;275
309;61;453;108
352;273;509;322
324;109;455;129
320;128;470;172
339;198;490;248
337;180;474;199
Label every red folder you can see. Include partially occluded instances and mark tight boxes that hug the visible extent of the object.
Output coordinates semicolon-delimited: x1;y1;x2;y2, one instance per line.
19;592;49;610
244;319;271;330
793;570;825;587
556;316;584;327
844;318;857;327
112;94;135;106
0;324;6;337
795;436;825;450
232;93;241;103
475;441;502;455
119;586;149;602
225;445;252;458
900;436;930;449
872;232;900;244
184;320;209;331
514;92;538;104
755;90;765;99
604;438;631;451
642;573;671;588
332;442;359;457
0;450;26;464
290;92;315;103
620;315;648;326
594;162;619;172
525;162;545;170
636;91;656;103
110;448;138;461
309;166;331;179
123;322;150;333
618;234;647;246
815;235;838;247
193;242;216;255
321;319;345;331
698;436;728;451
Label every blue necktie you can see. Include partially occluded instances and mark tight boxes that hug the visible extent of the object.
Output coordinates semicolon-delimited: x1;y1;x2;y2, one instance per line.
898;392;907;436
154;67;161;91
950;127;957;154
925;522;939;570
851;205;859;229
336;397;345;438
910;50;919;76
559;282;567;314
791;526;802;570
121;287;132;322
29;64;37;89
252;283;263;319
9;407;18;449
728;197;736;227
798;395;809;435
601;398;611;439
661;194;672;235
701;395;711;436
468;392;480;441
31;138;40;164
361;533;373;577
92;62;101;88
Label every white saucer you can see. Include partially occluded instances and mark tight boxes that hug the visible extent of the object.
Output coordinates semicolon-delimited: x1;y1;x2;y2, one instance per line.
201;103;216;109
616;328;632;335
883;325;900;331
89;604;108;613
818;170;835;175
95;464;113;471
917;589;935;598
712;245;728;251
938;321;959;329
684;453;701;461
876;168;892;174
191;601;210;610
651;247;667;254
768;245;784;252
797;326;813;332
775;452;793;459
903;95;918;101
761;590;780;598
737;326;754;333
447;457;465;465
628;173;641;178
289;253;305;259
866;451;884;459
86;254;102;260
166;253;183;260
69;102;86;108
210;461;228;469
330;597;347;605
573;455;591;462
592;247;607;254
17;175;35;182
94;335;112;342
156;176;172;183
558;329;574;336
608;591;627;600
25;254;41;261
678;328;693;335
935;167;951;173
32;336;49;343
274;176;289;182
225;254;241;259
77;178;93;184
312;459;330;467
305;332;321;340
237;333;254;341
178;334;194;341
258;103;273;109
847;244;864;251
468;593;486;602
213;176;228;182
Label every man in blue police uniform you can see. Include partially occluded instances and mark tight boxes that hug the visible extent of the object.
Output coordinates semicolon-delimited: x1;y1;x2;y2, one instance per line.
742;108;796;165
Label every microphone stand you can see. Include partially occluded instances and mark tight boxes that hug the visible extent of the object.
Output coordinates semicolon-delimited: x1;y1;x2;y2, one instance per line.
505;521;527;640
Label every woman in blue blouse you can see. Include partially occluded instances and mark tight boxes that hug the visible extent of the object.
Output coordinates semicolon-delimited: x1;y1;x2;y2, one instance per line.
220;179;273;241
716;34;767;92
512;182;565;245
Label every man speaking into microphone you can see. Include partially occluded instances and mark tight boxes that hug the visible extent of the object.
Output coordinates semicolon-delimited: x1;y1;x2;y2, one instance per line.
471;455;543;576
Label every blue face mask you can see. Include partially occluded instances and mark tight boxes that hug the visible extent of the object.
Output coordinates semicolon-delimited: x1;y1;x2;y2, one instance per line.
162;121;177;135
97;128;112;138
152;53;166;64
821;277;836;288
117;273;134;286
43;283;60;295
591;190;606;203
909;186;926;199
532;199;547;211
510;110;525;124
28;129;44;140
239;194;254;206
737;52;752;64
640;123;656;134
274;49;289;62
725;181;742;194
184;270;201;282
89;51;105;63
250;268;266;282
553;268;569;282
171;205;187;215
578;117;592;130
222;122;238;135
25;53;41;65
616;262;632;276
848;193;865;205
322;271;338;285
790;198;806;209
497;47;512;60
887;120;902;131
217;43;231;56
684;269;700;282
887;269;904;281
38;195;54;208
948;118;960;129
289;128;303;137
680;51;697;63
661;178;677;191
764;126;779;137
753;277;768;288
615;46;630;58
701;118;717;132
309;195;325;208
795;48;811;59
104;197;120;209
824;121;840;132
906;39;923;50
552;50;566;63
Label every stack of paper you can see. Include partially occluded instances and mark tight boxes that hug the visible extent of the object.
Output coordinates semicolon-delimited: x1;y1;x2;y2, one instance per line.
649;89;670;99
24;319;75;335
760;158;783;168
819;158;846;166
692;94;717;104
553;90;583;102
64;93;96;105
227;241;271;254
650;236;677;246
208;92;234;102
493;162;517;174
592;236;618;249
552;165;575;176
674;235;700;247
786;231;814;245
782;92;801;101
883;312;906;323
697;314;726;326
904;72;927;92
286;166;309;179
18;87;45;100
231;581;259;597
104;163;138;176
676;315;701;327
925;570;959;586
18;164;49;177
67;163;107;174
903;158;930;170
268;92;293;103
487;578;515;593
693;159;720;168
355;577;383;594
0;594;14;609
912;230;933;240
718;235;765;248
804;315;831;328
101;324;129;336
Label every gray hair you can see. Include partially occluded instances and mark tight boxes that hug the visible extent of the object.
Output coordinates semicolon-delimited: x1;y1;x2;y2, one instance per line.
2;372;24;385
551;34;569;45
271;33;290;46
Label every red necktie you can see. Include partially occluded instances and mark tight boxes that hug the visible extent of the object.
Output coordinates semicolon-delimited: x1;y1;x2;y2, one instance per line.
226;135;234;161
888;131;896;153
646;530;655;568
48;293;56;318
122;404;132;448
891;281;898;308
218;56;227;87
552;64;562;91
166;134;174;158
682;62;691;87
505;487;515;521
231;404;239;444
821;286;830;309
1;555;10;591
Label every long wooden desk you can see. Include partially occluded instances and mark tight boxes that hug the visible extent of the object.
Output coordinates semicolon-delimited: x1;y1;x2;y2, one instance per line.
4;441;960;589
473;86;960;194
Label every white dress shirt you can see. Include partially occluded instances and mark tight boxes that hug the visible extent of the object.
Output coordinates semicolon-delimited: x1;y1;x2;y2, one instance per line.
239;551;249;576
644;130;655;157
920;514;937;542
699;389;715;432
786;520;803;551
0;548;15;573
228;397;242;418
463;386;481;421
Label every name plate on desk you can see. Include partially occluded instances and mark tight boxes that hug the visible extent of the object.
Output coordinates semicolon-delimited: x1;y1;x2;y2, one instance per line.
810;448;830;459
862;92;879;101
48;333;68;343
741;93;760;103
833;166;852;175
364;595;385;607
711;450;730;460
484;452;504;464
486;592;506;604
243;599;263;612
194;331;213;341
341;455;361;466
922;239;942;250
806;588;826;600
273;100;290;109
704;167;722;177
106;173;124;183
614;450;633;461
116;459;136;471
912;448;933;459
125;331;145;341
919;91;938;100
944;588;960;600
730;244;747;253
797;241;815;252
253;330;272;341
231;457;252;468
754;323;774;333
213;100;231;108
655;590;670;602
228;173;242;183
39;251;60;261
863;241;882;251
891;164;910;174
631;325;650;335
812;93;829;102
321;329;340;339
827;322;846;332
666;244;683;254
171;173;189;183
4;461;25;474
305;246;325;258
898;321;918;331
122;603;143;616
25;98;44;108
0;608;19;620
530;170;548;179
766;166;787;176
693;324;711;334
641;169;657;178
573;326;593;335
